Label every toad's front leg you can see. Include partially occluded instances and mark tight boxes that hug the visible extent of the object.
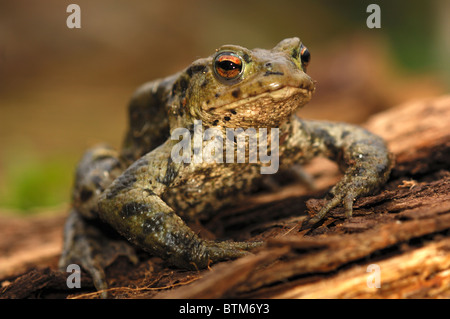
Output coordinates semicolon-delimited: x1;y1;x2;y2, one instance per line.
98;151;261;269
285;117;393;227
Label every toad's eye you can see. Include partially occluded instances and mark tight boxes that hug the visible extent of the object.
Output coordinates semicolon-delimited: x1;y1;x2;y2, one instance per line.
214;53;243;81
300;44;310;70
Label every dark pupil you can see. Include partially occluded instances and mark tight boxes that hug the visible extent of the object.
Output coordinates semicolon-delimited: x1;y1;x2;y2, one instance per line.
218;60;240;71
301;49;310;64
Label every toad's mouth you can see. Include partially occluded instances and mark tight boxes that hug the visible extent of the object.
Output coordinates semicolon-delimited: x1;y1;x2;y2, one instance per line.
204;84;315;113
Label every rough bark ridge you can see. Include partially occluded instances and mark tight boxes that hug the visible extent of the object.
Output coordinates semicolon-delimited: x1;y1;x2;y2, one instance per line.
1;95;449;299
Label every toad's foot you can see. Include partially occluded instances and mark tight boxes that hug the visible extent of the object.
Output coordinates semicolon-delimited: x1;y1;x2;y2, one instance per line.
173;239;264;269
301;188;356;229
58;209;138;298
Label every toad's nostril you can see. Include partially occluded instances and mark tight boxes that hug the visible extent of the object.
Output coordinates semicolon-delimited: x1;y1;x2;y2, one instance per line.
265;62;272;68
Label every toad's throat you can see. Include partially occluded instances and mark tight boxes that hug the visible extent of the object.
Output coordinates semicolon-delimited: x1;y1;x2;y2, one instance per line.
197;86;314;129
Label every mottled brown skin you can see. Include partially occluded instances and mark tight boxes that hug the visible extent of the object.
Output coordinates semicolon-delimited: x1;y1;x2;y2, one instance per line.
59;38;392;294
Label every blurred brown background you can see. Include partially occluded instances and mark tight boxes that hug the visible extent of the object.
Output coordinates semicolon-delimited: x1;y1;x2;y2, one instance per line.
0;0;448;213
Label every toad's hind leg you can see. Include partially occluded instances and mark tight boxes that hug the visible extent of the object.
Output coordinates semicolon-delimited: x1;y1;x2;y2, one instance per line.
58;146;138;296
99;186;262;270
98;150;263;270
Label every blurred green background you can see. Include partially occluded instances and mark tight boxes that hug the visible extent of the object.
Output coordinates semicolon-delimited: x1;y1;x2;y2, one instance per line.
0;0;448;214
